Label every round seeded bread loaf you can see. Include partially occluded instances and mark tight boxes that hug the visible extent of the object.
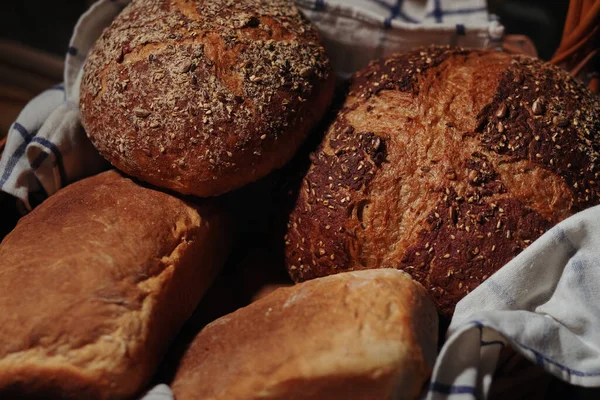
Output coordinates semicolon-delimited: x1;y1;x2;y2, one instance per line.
284;46;600;316
80;0;334;197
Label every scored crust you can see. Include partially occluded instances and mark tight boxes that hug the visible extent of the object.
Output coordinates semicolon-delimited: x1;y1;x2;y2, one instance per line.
80;0;334;197
284;46;600;316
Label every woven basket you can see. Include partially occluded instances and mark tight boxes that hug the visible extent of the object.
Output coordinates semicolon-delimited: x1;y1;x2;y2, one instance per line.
551;0;600;92
0;3;598;397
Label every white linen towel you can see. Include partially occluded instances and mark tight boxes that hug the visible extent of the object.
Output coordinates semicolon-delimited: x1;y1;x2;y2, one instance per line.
427;205;600;399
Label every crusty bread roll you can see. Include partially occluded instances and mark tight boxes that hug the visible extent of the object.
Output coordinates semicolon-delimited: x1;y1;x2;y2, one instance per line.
285;46;600;316
172;269;438;400
80;0;334;197
0;170;231;400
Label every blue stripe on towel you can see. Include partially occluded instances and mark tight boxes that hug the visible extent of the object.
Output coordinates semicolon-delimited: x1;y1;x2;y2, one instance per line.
13;122;33;141
30;152;49;170
432;0;443;23
427;6;487;19
516;341;600;377
30;137;66;187
0;124;35;190
50;83;65;92
384;0;419;28
429;381;477;395
469;320;600;377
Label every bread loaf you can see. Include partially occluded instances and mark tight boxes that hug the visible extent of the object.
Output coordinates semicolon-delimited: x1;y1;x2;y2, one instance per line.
80;0;334;197
171;269;438;400
284;46;600;316
0;170;231;399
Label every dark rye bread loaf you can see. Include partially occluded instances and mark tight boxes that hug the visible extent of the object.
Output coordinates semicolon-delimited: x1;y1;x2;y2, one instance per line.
80;0;334;197
284;46;600;316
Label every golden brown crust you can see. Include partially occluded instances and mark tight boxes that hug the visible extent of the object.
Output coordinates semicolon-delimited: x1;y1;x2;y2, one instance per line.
172;269;438;400
0;170;231;399
80;0;334;197
285;47;600;316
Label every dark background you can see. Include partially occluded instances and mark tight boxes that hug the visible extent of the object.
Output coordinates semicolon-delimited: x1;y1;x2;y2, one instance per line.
0;0;570;58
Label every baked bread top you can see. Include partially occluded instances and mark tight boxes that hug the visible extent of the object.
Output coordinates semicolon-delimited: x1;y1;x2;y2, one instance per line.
80;0;333;197
0;170;230;399
285;46;600;316
172;269;438;400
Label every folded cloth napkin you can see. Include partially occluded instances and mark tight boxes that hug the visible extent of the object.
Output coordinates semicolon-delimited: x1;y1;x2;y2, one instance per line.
0;0;125;210
297;0;503;77
427;205;600;399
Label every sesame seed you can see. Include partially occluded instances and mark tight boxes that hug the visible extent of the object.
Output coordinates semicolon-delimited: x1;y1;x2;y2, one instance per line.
552;115;568;127
496;102;507;118
532;98;545;115
133;107;151;118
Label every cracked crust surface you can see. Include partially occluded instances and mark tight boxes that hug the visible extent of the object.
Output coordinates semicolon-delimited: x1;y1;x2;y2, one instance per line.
171;269;438;400
285;47;600;316
80;0;334;197
0;170;231;399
